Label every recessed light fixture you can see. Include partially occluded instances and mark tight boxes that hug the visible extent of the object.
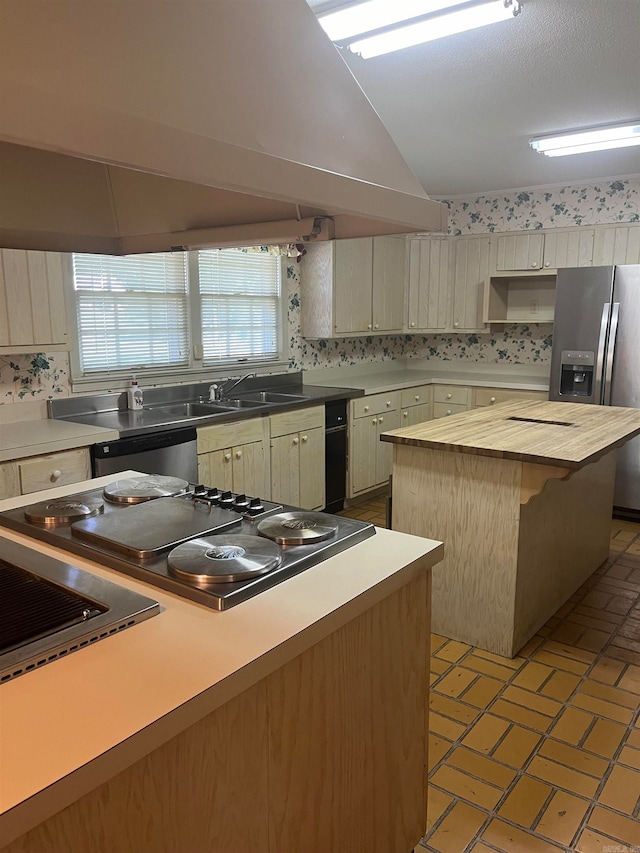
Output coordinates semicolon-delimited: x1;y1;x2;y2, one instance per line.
318;0;523;58
529;122;640;157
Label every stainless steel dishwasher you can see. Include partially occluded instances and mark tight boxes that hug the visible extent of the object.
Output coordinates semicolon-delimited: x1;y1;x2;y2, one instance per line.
91;427;198;482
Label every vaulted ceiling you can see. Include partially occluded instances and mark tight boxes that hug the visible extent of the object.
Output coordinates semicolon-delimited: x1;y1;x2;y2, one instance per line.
307;0;640;196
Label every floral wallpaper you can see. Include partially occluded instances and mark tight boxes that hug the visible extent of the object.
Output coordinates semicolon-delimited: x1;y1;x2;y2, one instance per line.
1;177;638;403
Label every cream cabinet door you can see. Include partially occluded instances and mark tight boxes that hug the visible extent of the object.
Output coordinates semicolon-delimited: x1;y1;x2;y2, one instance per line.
372;236;405;332
406;237;450;332
299;427;325;510
494;233;544;271
542;228;594;269
0;461;20;500
197;449;234;491
231;442;265;497
400;403;432;427
350;416;378;495
333;238;373;335
592;224;640;266
270;433;301;506
0;249;69;352
375;409;401;484
451;236;490;332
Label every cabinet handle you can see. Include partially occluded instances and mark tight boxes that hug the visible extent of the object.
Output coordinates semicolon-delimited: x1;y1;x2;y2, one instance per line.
364;405;370;412
490;396;496;403
302;434;308;442
224;453;231;461
531;261;538;268
235;450;242;459
446;393;452;400
293;437;299;445
51;469;62;480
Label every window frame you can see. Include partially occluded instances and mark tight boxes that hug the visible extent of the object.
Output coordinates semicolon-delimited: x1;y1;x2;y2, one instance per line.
66;250;289;393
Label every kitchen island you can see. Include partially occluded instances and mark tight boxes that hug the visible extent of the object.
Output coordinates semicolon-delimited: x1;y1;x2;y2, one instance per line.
383;400;640;658
0;474;443;853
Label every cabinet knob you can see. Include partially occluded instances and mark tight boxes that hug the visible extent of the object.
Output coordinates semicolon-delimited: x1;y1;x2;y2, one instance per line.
224;453;231;461
453;321;459;328
531;261;538;268
374;323;379;330
372;418;378;425
378;416;383;424
490;396;496;403
293;437;299;445
415;395;420;401
410;322;415;328
544;261;551;268
386;400;391;407
367;324;372;330
302;434;308;442
446;393;452;400
235;450;242;459
446;409;452;415
51;469;62;480
364;405;370;412
403;411;408;417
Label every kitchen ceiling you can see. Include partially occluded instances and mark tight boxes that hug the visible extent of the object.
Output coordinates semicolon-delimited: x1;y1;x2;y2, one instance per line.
307;0;640;196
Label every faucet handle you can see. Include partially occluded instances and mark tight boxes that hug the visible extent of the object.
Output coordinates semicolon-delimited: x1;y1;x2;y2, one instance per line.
208;384;219;402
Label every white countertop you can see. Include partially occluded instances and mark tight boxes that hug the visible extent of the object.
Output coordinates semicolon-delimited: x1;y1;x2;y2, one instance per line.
0;419;119;463
304;362;550;395
0;473;443;844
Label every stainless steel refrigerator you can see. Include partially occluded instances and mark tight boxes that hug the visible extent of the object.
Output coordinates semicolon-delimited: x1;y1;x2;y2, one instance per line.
549;264;640;519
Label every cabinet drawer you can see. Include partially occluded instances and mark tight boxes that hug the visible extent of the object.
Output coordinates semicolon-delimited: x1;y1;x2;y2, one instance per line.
433;385;470;405
433;402;468;419
0;461;20;500
352;391;400;418
197;417;264;454
269;405;324;439
400;385;432;408
473;387;548;407
18;449;90;495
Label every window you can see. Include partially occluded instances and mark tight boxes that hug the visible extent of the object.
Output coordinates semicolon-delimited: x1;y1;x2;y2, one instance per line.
69;248;286;387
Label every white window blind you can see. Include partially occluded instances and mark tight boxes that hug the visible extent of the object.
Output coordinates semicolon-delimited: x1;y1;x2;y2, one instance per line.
72;253;189;374
198;249;281;364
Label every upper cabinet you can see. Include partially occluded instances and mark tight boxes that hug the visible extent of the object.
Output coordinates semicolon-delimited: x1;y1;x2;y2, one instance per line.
491;228;596;273
0;249;69;353
592;224;640;266
406;235;489;333
300;237;405;338
493;233;545;271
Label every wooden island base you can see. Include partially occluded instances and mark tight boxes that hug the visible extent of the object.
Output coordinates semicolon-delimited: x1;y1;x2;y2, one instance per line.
2;572;431;853
392;446;616;657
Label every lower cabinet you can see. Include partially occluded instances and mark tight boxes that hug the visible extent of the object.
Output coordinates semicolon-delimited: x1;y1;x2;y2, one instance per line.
197;418;268;498
348;391;400;498
473;386;547;407
432;385;471;419
400;385;433;428
270;406;325;510
4;448;92;496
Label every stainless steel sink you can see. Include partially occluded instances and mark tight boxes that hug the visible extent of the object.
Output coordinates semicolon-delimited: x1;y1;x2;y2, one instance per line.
235;391;309;404
217;399;271;409
145;401;262;418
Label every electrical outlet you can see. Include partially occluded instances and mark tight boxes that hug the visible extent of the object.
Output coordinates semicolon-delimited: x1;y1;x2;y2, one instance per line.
530;299;539;314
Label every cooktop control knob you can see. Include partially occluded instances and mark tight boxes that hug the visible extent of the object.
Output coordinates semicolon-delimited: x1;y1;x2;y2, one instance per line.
219;491;234;507
194;484;207;495
233;494;249;509
247;497;264;516
206;487;220;501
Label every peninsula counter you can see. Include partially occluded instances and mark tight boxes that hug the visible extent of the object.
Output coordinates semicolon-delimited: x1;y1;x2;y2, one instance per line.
0;474;443;853
382;400;640;657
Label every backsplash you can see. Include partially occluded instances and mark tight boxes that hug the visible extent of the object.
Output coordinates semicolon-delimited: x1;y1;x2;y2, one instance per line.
2;176;638;402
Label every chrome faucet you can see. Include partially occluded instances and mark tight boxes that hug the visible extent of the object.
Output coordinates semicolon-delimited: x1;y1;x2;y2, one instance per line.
210;372;256;402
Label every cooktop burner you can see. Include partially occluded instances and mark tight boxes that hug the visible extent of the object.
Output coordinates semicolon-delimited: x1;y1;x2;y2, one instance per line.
24;497;105;526
103;474;189;503
168;534;282;585
257;512;338;545
0;474;376;610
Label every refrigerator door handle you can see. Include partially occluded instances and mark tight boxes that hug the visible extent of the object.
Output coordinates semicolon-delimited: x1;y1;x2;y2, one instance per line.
595;302;611;404
603;302;620;406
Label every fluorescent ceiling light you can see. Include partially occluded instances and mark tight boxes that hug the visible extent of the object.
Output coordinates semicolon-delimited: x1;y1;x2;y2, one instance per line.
318;0;467;41
530;123;640;157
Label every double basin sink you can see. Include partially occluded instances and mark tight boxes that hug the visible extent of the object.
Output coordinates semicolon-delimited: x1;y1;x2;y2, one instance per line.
144;391;310;421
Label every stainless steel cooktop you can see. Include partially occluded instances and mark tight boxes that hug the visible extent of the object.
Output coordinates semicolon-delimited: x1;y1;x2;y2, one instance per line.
0;475;376;611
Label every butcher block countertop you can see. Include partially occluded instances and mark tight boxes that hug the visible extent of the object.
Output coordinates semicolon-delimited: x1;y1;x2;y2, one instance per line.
381;400;640;469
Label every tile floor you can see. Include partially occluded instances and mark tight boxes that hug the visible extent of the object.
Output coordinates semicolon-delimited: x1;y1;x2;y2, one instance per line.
339;496;640;853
